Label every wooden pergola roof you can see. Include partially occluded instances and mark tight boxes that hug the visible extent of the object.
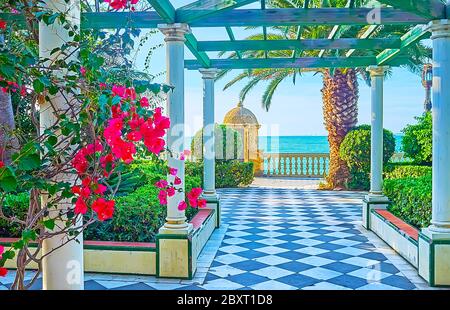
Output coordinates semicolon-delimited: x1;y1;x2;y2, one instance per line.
1;0;448;70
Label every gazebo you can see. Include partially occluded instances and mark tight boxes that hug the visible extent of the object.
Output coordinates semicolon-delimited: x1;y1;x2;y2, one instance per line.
2;0;450;289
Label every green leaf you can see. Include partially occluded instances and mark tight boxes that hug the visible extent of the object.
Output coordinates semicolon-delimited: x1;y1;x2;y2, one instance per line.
0;176;17;192
13;240;24;250
43;219;56;231
18;154;41;171
22;229;37;242
33;79;45;93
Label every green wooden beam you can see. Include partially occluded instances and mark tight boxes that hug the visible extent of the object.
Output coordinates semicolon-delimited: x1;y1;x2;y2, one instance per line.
176;0;259;23
377;0;446;19
0;12;166;29
189;8;430;27
185;56;409;70
376;24;430;65
225;27;242;59
147;0;176;23
197;38;401;51
184;33;211;68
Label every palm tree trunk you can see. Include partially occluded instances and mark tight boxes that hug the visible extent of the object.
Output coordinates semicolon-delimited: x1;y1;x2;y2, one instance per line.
0;90;19;164
321;69;359;189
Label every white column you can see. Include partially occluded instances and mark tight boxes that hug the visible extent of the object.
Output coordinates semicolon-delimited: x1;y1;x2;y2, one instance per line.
40;0;83;290
429;20;450;233
158;24;192;234
199;68;219;199
367;66;388;199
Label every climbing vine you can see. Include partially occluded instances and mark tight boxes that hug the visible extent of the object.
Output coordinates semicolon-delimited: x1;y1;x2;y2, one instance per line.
0;0;205;289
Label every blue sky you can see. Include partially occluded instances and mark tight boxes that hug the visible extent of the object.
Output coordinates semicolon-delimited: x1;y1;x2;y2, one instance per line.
133;1;427;136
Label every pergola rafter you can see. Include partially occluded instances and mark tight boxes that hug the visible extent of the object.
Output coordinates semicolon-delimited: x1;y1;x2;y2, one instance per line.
377;0;447;19
1;1;446;71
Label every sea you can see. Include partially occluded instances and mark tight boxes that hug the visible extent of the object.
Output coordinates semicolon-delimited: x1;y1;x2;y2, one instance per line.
186;135;404;154
259;135;404;154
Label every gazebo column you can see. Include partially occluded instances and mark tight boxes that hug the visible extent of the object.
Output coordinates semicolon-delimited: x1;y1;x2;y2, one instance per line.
199;68;221;227
40;0;83;290
419;19;450;287
157;23;194;279
362;66;389;229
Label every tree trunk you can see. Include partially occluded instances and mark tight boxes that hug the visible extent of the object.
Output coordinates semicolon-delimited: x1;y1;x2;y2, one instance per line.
321;69;359;189
0;90;19;164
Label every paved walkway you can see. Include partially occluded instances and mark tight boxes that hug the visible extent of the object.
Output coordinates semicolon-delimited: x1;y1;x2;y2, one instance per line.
0;187;430;290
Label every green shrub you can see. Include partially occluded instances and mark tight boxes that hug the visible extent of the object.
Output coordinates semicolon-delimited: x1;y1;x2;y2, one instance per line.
384;174;432;228
186;160;254;188
384;164;432;180
402;112;432;165
84;173;201;242
0;160;202;243
0;192;29;237
191;124;243;160
340;125;395;190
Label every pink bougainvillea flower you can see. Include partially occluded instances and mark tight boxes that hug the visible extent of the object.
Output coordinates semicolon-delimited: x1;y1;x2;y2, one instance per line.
139;97;149;107
197;199;207;209
166;187;175;197
174;176;182;185
155;179;168;189
74;198;88;215
80;67;87;77
93;183;107;195
92;198;115;221
169;167;177;176
178;201;187;211
158;190;168;205
104;0;128;10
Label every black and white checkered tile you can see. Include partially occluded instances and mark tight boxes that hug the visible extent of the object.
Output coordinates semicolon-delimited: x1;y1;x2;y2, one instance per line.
0;188;418;290
197;188;416;290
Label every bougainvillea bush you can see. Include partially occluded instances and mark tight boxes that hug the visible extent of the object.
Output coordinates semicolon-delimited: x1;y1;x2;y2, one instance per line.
0;1;204;289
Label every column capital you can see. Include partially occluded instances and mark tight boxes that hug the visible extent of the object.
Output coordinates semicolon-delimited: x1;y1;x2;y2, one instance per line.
158;23;191;42
199;68;219;80
367;66;388;77
428;19;450;40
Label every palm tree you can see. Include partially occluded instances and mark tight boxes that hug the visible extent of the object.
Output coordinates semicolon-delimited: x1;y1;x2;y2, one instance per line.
220;0;430;189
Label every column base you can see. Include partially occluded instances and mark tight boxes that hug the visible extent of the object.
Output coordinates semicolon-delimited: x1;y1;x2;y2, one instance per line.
158;223;193;235
362;194;390;230
201;193;221;228
419;228;450;287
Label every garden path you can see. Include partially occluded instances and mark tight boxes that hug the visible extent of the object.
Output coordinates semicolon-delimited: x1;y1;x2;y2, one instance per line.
0;187;432;290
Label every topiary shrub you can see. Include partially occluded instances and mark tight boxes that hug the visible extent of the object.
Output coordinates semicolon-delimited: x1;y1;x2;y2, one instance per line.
401;112;432;165
384;164;432;180
191;124;243;160
185;160;254;188
384;174;432;228
340;124;395;190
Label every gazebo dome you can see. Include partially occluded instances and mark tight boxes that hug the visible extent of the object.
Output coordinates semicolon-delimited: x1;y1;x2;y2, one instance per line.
223;102;259;126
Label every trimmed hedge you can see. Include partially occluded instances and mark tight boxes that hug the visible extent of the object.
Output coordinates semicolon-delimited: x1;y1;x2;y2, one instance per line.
384;164;432;180
384;174;431;229
186;160;254;188
84;160;201;242
340;125;395;190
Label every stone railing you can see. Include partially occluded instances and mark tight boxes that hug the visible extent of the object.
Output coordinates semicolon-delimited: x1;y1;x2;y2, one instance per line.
262;153;330;178
260;152;410;178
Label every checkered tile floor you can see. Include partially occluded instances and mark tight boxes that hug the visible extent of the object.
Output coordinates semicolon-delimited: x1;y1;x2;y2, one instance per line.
1;188;421;290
